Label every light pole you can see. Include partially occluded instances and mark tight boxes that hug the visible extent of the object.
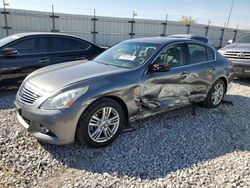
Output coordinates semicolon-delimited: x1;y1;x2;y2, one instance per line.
132;11;137;21
226;0;235;28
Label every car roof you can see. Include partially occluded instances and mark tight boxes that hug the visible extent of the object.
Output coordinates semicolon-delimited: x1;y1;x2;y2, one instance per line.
123;37;191;45
12;32;82;38
169;34;208;39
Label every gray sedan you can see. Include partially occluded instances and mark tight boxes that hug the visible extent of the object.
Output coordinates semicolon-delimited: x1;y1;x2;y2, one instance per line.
15;37;233;148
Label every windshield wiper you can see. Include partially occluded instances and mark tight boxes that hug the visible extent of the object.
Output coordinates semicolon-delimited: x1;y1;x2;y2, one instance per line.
94;60;131;69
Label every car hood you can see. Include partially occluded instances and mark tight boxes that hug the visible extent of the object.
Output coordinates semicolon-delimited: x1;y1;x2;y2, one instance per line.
223;43;250;52
26;60;127;92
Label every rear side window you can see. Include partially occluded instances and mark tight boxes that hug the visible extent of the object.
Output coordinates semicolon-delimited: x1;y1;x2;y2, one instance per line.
9;37;48;55
187;44;214;64
206;46;215;61
48;37;90;52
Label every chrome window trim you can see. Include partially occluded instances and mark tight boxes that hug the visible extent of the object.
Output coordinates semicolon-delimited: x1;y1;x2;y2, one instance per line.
144;40;217;75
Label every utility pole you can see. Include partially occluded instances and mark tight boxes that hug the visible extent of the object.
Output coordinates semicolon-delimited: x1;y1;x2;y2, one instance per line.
226;0;235;28
2;0;10;36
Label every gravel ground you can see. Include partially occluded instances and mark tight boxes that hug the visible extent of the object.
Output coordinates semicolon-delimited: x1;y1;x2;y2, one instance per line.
0;80;250;188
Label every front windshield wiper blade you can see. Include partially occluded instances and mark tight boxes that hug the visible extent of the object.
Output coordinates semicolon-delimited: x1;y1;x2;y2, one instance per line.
94;60;111;66
94;60;131;69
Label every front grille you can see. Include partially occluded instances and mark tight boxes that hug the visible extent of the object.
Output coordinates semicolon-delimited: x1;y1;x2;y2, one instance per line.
225;51;250;61
19;83;40;105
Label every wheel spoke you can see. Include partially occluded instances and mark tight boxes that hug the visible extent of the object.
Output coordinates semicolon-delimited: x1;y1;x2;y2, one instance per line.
91;115;101;122
91;128;102;140
89;122;99;127
108;115;119;123
104;127;113;138
106;108;112;119
102;108;106;120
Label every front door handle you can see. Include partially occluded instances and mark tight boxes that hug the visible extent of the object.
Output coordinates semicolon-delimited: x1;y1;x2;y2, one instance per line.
180;72;189;78
38;58;50;63
210;65;216;70
75;57;86;60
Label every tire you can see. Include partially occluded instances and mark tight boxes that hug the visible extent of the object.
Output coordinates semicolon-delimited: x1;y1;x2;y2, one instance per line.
202;79;226;108
76;98;125;148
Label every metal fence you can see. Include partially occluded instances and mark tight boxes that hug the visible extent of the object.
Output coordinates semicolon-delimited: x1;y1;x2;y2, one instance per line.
0;8;247;48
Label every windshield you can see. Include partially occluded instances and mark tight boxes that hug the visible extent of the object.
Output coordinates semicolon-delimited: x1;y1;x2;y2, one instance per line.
235;33;250;44
94;42;160;69
0;35;20;47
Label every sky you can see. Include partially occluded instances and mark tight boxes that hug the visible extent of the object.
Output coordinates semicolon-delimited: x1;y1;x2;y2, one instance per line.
2;0;250;29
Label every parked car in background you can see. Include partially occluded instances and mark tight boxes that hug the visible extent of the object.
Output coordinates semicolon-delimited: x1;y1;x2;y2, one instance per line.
218;32;250;78
169;34;214;47
15;37;233;148
0;32;105;90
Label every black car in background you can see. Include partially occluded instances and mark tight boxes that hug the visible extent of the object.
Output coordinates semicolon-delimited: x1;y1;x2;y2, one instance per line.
0;32;105;90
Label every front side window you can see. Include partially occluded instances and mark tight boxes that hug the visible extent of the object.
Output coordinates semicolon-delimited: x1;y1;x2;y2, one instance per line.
94;42;159;69
8;37;48;55
158;44;186;68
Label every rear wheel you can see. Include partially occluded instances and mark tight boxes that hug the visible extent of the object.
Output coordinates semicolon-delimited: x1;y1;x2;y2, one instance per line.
76;98;125;148
203;79;225;108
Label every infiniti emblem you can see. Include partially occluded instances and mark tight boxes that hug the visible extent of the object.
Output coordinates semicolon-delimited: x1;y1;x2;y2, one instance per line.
237;52;245;58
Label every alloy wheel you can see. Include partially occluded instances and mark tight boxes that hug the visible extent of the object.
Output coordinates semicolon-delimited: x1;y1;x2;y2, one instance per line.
211;83;224;105
88;107;120;143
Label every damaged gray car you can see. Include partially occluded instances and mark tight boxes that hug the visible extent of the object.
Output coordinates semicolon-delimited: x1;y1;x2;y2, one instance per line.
15;37;233;148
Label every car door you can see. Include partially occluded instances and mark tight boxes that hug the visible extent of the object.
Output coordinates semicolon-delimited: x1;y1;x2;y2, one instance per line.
0;37;49;89
48;36;93;64
184;42;217;102
140;43;192;117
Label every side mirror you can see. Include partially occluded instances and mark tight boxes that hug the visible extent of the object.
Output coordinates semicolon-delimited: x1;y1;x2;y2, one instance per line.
227;39;233;44
151;63;171;72
3;48;18;56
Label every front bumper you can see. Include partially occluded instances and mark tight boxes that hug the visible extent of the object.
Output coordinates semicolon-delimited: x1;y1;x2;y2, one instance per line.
231;60;250;77
14;99;87;145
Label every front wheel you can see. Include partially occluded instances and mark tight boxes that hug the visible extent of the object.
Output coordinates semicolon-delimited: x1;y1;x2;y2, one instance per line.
76;98;125;148
202;79;226;108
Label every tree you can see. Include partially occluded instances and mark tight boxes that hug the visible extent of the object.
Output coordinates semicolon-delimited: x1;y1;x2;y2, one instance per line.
180;16;197;25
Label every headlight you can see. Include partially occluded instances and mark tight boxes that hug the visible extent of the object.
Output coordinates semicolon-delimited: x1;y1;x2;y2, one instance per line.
218;49;226;56
40;86;89;110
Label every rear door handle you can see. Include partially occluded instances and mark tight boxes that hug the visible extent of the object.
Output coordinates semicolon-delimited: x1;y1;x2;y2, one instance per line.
38;58;50;63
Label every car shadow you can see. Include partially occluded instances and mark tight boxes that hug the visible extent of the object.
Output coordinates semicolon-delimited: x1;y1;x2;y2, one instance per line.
233;78;250;87
41;94;250;180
